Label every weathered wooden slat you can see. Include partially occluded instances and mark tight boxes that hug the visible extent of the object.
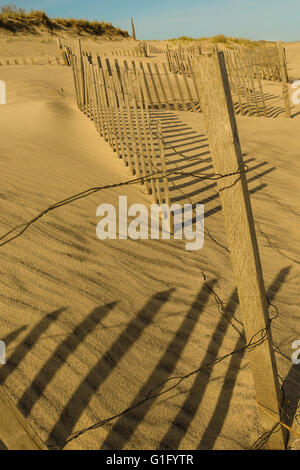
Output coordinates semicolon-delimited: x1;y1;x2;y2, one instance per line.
194;52;286;450
277;41;291;118
162;62;179;111
0;386;47;450
146;63;162;109
153;62;170;110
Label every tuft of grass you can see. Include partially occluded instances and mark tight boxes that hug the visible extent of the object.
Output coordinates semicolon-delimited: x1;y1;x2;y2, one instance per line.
167;36;203;44
0;3;26;17
212;34;228;44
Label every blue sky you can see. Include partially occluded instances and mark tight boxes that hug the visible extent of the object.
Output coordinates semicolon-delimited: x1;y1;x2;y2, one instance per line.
3;0;300;41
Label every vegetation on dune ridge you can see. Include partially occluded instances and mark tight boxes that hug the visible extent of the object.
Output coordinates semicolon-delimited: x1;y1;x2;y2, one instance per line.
168;34;270;47
0;4;129;37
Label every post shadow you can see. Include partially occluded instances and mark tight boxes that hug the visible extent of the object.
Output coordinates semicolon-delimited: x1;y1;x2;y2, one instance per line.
18;302;117;417
198;266;292;449
159;289;241;449
47;289;174;447
2;325;28;346
281;364;300;434
0;308;66;386
100;280;217;450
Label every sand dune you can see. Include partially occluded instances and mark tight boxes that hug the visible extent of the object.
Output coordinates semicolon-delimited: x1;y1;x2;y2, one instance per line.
0;39;299;450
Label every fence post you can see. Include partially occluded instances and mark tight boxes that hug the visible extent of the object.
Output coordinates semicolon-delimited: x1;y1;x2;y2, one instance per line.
277;41;291;118
0;386;47;449
193;52;286;450
77;39;86;112
131;17;136;40
166;44;172;72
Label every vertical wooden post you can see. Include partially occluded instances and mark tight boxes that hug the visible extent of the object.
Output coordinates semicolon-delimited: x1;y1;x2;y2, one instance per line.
121;70;142;179
162;62;179;111
90;61;102;135
181;69;197;112
194;52;286;450
147;112;163;205
89;60;99;128
69;54;80;109
188;57;202;112
79;40;87;112
173;72;188;111
234;53;252;116
82;53;88;114
254;61;267;118
234;55;246;116
226;52;244;116
111;68;130;167
106;72;122;159
138;80;157;199
126;71;150;193
57;38;66;66
157;120;174;233
139;62;154;108
0;387;47;450
154;62;170;110
244;51;260;117
157;121;170;205
131;17;136;40
146;63;162;109
97;59;112;146
277;41;291;118
166;44;172;72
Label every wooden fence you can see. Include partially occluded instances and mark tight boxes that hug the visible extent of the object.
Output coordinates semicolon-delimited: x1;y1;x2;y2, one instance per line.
225;44;289;117
103;42;165;58
109;44;148;58
166;43;202;72
0;56;65;66
70;42;290;119
59;38;291;119
148;43;165;54
167;43;281;77
166;43;290;117
67;42;288;449
65;44;291;121
77;54;202;113
73;51;171;205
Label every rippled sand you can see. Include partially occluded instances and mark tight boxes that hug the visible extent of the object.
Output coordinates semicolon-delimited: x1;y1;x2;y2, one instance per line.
0;38;299;450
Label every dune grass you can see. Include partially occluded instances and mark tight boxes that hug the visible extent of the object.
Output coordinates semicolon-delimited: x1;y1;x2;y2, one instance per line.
0;3;129;37
167;34;269;48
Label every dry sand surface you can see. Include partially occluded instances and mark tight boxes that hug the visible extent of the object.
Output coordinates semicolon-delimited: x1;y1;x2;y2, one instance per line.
0;37;299;450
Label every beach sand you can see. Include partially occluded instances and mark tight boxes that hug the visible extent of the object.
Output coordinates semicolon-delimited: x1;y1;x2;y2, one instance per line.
0;36;299;450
